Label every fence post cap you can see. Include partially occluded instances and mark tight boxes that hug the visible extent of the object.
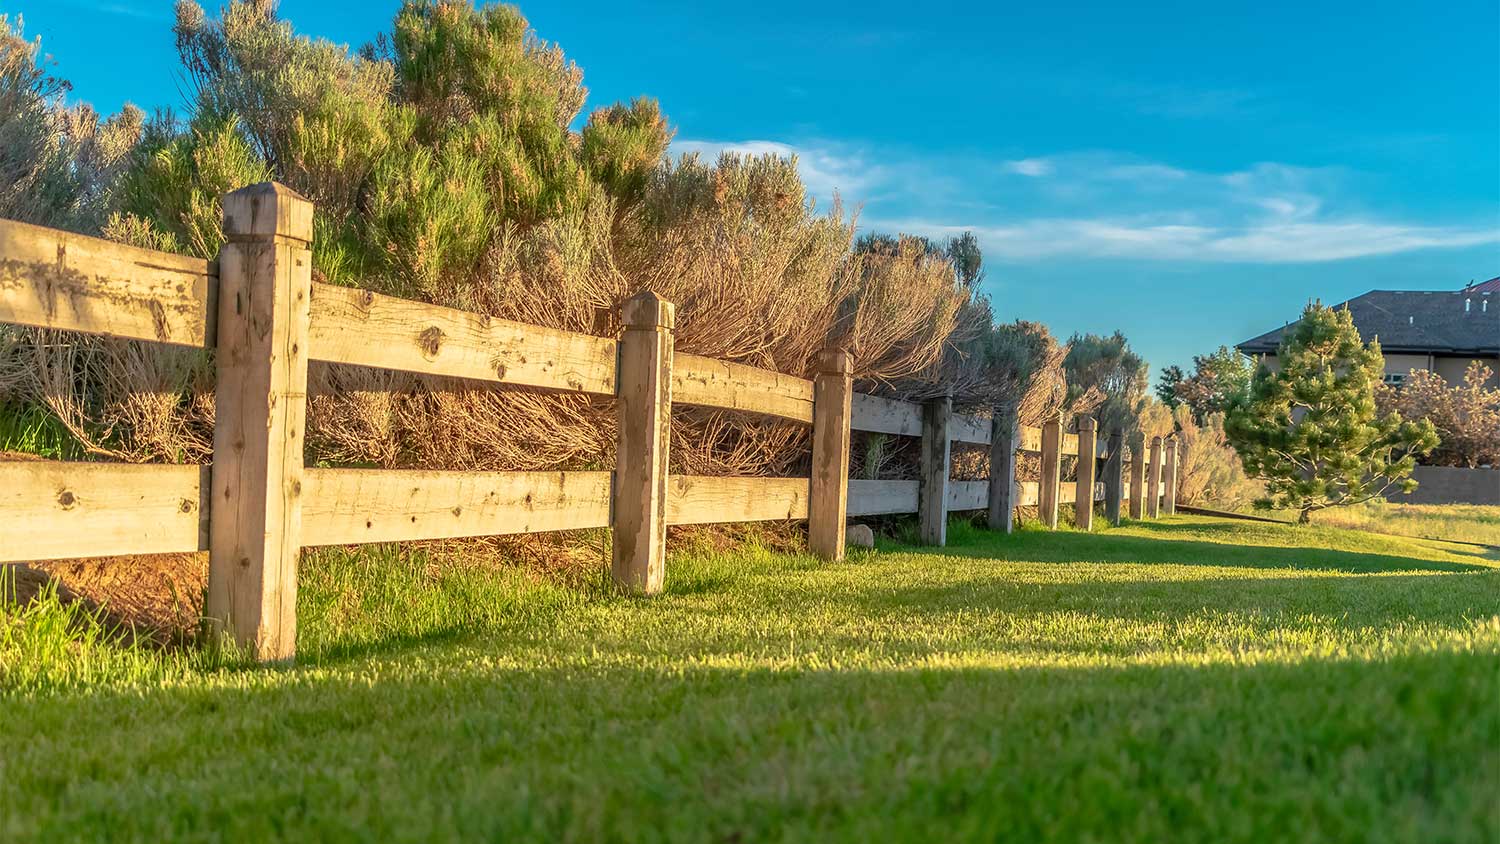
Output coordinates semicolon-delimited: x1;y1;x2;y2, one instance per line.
1151;434;1164;445
1077;415;1098;431
815;348;854;376
222;181;313;243
622;290;675;330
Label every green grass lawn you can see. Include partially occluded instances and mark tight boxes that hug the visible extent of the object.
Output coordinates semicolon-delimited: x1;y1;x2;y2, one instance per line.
3;515;1497;842
1308;502;1500;546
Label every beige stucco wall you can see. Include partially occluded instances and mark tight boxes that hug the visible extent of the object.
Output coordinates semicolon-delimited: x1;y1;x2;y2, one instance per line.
1382;353;1430;378
1251;353;1498;387
1433;355;1500;388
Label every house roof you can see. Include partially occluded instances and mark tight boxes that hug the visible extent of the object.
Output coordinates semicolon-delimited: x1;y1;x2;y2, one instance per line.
1238;282;1500;356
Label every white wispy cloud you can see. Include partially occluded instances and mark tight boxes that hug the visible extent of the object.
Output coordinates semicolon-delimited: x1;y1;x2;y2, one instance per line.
881;216;1499;263
669;141;1499;264
1001;158;1054;177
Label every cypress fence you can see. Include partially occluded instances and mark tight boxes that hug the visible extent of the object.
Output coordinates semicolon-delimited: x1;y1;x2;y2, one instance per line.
0;183;1176;661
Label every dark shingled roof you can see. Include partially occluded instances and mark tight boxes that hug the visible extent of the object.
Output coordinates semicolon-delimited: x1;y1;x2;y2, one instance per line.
1239;282;1499;356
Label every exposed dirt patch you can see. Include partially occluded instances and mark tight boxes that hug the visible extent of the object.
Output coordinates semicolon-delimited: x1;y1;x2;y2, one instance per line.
5;552;206;646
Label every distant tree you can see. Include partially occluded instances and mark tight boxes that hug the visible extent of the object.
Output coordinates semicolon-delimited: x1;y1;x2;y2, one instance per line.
1224;303;1438;524
1378;361;1500;468
1156;365;1184;408
1064;331;1148;433
1174;345;1253;422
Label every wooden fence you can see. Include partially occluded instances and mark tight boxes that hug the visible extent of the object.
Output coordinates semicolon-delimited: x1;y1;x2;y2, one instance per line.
0;182;1176;661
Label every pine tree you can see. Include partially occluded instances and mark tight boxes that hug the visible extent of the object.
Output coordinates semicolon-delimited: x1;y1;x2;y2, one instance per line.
1224;303;1438;524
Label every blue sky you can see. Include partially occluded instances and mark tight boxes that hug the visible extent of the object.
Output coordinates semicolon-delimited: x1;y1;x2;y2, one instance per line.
12;0;1500;374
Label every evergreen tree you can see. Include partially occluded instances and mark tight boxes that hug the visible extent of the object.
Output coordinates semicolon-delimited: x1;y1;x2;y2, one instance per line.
1156;365;1184;408
1224;303;1438;523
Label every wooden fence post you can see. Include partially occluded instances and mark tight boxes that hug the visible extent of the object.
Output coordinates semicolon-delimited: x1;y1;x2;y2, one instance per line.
1128;432;1146;520
1147;435;1164;519
809;348;853;560
613;291;674;594
1164;435;1178;516
919;395;952;545
206;182;314;662
1074;415;1097;531
1103;429;1124;526
987;404;1018;533
1039;416;1062;529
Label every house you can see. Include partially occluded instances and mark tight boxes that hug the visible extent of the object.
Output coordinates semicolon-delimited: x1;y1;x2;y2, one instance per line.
1237;277;1500;389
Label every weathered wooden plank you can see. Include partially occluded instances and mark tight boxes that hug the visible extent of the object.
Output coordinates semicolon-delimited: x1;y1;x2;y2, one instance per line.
847;479;919;516
1128;433;1147;519
1016;480;1039;507
666;476;808;525
950;412;992;445
1018;425;1043;453
1061;432;1080;457
206;183;311;662
988;410;1019;532
946;480;989;511
0;461;208;562
300;469;611;545
850;393;923;437
1039;418;1062;529
1147;436;1164;519
920;397;952;545
613;292;673;593
0;217;215;346
808;350;853;559
1075;416;1098;530
308;282;617;396
673;353;814;423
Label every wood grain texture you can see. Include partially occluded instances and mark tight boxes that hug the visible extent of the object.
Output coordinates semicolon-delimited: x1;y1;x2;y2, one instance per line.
1163;436;1179;515
0;217;215;347
808;350;853;559
308;282;617;396
205;183;312;662
0;461;207;562
1103;430;1125;526
1038;418;1062;529
1128;434;1147;519
1147;436;1165;519
672;353;814;423
301;469;610;545
946;480;989;512
612;292;673;594
850;392;923;437
1018;425;1043;453
919;397;952;545
950;412;992;445
987;410;1018;532
1074;417;1098;531
666;476;809;525
847;479;919;516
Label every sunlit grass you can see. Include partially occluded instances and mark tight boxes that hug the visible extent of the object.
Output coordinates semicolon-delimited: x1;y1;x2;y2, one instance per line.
1309;501;1500;545
2;515;1496;842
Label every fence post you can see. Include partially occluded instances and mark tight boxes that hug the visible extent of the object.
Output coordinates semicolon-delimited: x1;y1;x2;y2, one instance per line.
919;394;952;545
987;403;1018;533
206;182;313;662
613;291;674;594
1128;432;1146;519
1074;416;1097;531
809;348;853;560
1039;416;1062;529
1147;435;1164;519
1103;429;1124;526
1164;435;1178;516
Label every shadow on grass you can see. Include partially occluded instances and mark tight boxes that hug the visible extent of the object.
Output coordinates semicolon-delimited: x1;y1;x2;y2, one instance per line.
4;646;1494;842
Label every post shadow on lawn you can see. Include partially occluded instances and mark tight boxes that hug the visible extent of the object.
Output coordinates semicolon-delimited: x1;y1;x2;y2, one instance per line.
899;519;1497;573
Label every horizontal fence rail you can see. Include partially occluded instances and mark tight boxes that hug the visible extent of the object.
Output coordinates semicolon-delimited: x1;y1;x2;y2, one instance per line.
0;185;1180;661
